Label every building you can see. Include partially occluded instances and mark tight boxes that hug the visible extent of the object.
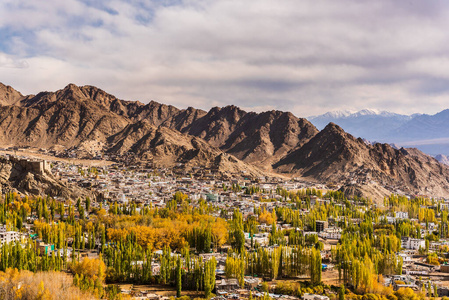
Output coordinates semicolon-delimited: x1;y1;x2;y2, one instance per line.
401;237;425;250
216;279;240;292
316;221;328;233
0;226;20;245
35;242;55;255
395;211;409;219
244;277;261;290
303;294;330;300
437;287;449;297
440;264;449;273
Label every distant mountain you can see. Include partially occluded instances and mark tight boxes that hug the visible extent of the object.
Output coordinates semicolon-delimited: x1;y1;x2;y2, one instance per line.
435;154;449;166
2;82;449;198
391;109;449;139
308;109;415;141
308;108;449;156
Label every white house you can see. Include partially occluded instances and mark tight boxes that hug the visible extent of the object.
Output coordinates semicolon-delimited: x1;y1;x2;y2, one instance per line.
401;237;425;250
303;294;330;300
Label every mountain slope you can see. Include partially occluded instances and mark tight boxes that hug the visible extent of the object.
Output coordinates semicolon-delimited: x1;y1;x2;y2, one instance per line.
390;109;449;140
2;83;449;197
0;85;130;148
107;120;264;176
0;83;24;106
176;106;318;167
0;83;318;171
274;123;449;197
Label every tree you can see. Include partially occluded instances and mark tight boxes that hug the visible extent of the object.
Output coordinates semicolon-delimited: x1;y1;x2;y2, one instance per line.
176;257;182;298
229;210;245;253
85;197;91;212
339;284;345;300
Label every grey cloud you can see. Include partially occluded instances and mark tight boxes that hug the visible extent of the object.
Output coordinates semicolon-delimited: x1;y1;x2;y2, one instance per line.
1;0;449;116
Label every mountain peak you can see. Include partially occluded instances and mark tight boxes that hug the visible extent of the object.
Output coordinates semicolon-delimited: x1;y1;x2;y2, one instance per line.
0;82;24;106
322;122;344;133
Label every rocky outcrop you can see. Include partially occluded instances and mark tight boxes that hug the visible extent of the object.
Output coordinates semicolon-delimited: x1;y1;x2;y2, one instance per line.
0;156;93;199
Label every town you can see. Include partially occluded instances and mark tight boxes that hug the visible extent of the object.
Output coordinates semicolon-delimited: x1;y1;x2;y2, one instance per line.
1;149;449;300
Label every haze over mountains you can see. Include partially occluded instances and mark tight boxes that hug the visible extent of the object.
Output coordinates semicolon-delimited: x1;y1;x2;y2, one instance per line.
2;82;449;198
309;109;449;157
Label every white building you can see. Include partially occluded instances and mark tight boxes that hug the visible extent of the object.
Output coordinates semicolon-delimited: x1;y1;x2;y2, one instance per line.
401;237;425;250
318;228;342;240
398;253;413;265
303;294;330;300
395;211;409;219
0;231;20;245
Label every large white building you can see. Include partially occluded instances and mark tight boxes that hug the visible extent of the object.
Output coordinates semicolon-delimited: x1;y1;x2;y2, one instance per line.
0;226;20;245
401;236;425;250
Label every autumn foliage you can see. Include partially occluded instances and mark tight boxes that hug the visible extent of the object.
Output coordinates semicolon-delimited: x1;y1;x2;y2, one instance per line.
0;268;96;300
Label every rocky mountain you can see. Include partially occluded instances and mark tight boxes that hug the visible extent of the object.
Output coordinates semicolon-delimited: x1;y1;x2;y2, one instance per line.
0;83;24;106
176;106;318;166
107;120;264;176
0;83;318;172
274;123;449;197
0;155;93;199
2;83;449;198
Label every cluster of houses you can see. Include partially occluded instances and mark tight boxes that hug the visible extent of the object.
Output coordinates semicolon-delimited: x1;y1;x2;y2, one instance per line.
6;150;449;298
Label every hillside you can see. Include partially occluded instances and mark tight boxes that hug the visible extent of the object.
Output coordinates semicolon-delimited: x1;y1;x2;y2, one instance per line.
0;155;93;199
2;83;449;198
107;120;265;176
274;123;449;197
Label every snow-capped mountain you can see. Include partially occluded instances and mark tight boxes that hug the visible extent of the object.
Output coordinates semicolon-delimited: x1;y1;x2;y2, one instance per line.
435;154;449;166
308;109;413;135
307;109;449;156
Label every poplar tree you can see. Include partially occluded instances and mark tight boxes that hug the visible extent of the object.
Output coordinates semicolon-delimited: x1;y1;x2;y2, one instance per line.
176;257;182;298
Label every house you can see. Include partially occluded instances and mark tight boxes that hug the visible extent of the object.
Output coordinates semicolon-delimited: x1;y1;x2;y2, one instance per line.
395;211;409;219
244;277;261;290
303;294;329;300
316;221;328;233
401;236;425;250
0;230;20;245
35;242;55;255
216;279;240;292
437;287;449;297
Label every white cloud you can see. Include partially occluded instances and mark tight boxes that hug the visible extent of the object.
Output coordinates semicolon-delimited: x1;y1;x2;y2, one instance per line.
1;0;449;116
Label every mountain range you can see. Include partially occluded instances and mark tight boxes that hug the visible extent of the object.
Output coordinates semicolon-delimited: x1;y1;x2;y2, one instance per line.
2;82;449;199
308;109;449;157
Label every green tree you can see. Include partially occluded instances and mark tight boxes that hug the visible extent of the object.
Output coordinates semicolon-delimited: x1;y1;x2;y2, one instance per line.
339;284;345;300
176;257;182;298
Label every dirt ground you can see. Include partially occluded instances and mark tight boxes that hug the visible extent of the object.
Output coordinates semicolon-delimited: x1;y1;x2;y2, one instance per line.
117;284;205;298
321;268;341;286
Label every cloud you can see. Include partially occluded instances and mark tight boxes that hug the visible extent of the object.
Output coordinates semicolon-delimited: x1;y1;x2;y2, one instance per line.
1;0;449;116
0;53;28;68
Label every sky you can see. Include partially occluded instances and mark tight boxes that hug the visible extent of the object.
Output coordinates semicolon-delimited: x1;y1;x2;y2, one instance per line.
1;0;449;117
